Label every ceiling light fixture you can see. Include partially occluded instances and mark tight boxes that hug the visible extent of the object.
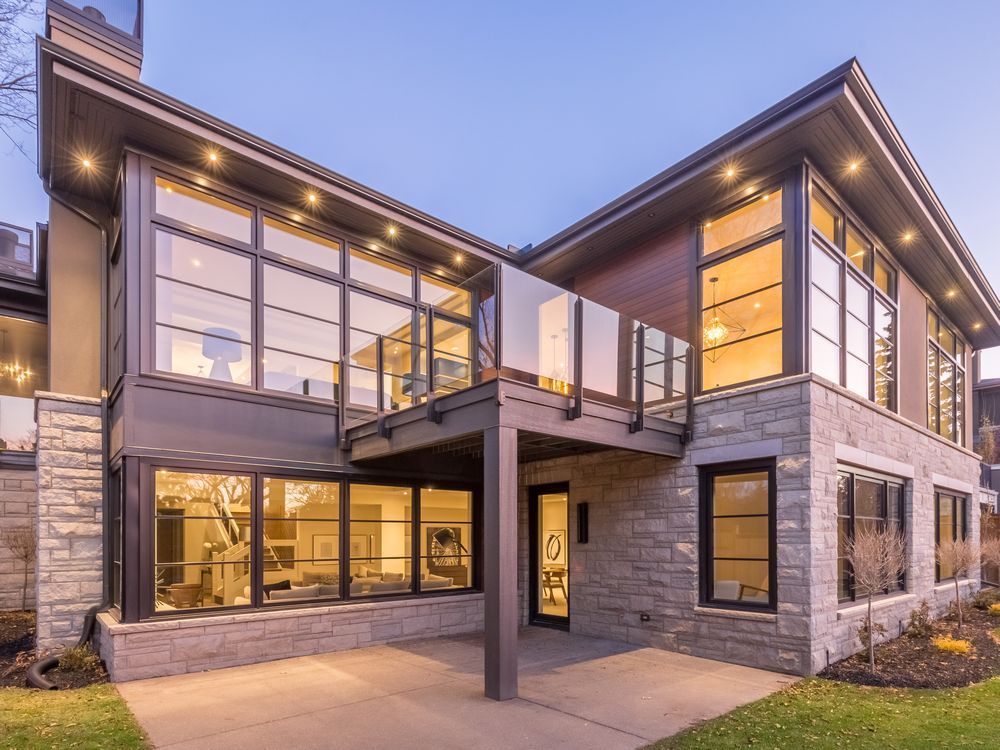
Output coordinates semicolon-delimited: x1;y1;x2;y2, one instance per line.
454;252;464;265
307;192;317;204
902;232;914;243
387;226;397;238
81;157;93;169
207;150;219;163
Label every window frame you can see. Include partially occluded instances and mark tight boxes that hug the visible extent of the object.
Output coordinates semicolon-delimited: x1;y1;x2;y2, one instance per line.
927;307;967;446
140;159;472;407
934;490;968;582
699;460;777;612
836;466;906;604
142;461;481;620
807;179;899;412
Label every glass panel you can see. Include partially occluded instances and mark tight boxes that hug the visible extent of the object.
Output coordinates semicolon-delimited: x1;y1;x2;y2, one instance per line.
263;217;341;273
811;288;841;342
874;300;895;409
703;241;781;306
837;474;851;515
350;247;413;297
0;315;47;451
499;266;576;393
537;491;569;618
846;226;869;274
874;255;895;297
846;317;869;361
263;265;340;323
846;355;870;398
811;193;838;245
811;243;841;299
264;308;339;361
419;488;473;591
155;326;252;385
927;309;938;340
431;317;472;394
420;274;471;317
641;328;688;422
349;292;418;408
155;231;251;298
702;189;782;255
712;471;768;516
581;300;632;402
927;346;939;432
702;284;782;343
154;470;252;610
263;350;338;399
938;324;956;357
348;484;413;596
854;478;884;519
703;330;781;391
811;332;841;384
155;278;252;342
154;178;251;244
714;517;769;558
846;275;869;323
713;560;769;603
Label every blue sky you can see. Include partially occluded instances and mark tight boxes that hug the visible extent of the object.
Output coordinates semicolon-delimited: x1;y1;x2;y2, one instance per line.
3;1;1000;362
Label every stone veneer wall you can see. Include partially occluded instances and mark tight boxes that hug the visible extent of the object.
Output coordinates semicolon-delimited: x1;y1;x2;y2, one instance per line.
98;593;484;681
519;376;815;674
35;392;104;652
808;378;982;671
0;466;37;611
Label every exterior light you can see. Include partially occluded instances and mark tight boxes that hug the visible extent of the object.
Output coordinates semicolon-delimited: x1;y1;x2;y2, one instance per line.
207;150;219;163
725;168;735;178
307;193;317;204
454;252;464;265
849;162;859;172
902;232;914;243
762;194;769;202
974;323;983;330
387;226;397;237
81;158;93;169
946;290;956;299
705;222;713;229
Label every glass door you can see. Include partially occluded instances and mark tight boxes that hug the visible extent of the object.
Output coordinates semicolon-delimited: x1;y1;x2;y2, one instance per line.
529;484;569;626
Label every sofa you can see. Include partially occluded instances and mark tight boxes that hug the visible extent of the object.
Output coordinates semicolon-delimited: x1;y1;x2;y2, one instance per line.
232;571;456;605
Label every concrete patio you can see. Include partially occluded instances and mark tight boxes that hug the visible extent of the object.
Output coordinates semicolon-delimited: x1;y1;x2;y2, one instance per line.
117;629;797;749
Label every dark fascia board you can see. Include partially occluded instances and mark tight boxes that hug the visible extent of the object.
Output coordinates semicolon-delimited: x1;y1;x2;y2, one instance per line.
35;37;514;265
523;59;1000;343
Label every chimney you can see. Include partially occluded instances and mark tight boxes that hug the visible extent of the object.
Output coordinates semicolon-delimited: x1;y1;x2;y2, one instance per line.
46;1;143;80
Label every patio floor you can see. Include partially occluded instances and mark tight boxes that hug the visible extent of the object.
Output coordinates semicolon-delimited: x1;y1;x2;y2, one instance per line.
117;628;797;749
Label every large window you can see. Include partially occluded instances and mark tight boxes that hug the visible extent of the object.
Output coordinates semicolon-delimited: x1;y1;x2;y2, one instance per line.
935;491;968;581
809;185;896;409
702;464;774;609
0;314;47;452
147;171;472;408
928;310;965;445
150;469;476;616
837;469;905;602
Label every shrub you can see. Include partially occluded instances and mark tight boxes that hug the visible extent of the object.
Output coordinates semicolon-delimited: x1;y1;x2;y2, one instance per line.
907;600;934;639
932;636;973;655
971;588;1000;610
58;645;101;672
989;603;1000;617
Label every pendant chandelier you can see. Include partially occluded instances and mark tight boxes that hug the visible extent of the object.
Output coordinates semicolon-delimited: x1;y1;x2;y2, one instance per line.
0;330;32;386
703;277;745;362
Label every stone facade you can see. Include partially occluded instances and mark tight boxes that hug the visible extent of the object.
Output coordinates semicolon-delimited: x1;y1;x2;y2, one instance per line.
517;374;983;675
98;593;484;681
35;392;104;652
0;466;37;611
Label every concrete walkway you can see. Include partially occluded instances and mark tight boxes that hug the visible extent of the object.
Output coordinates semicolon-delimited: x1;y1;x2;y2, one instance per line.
118;629;796;749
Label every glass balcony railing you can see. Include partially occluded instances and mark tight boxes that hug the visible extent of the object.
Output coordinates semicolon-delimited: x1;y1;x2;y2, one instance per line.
340;264;691;439
49;0;142;41
0;222;36;283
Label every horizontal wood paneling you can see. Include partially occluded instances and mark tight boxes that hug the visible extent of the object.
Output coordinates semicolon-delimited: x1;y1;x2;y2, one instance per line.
572;222;691;341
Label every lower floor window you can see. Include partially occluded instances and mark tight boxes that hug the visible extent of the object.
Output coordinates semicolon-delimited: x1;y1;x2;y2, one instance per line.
153;468;476;613
702;463;775;609
837;469;904;602
935;491;967;581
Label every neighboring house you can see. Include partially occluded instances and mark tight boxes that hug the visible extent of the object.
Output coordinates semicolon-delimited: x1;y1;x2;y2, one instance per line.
5;1;999;699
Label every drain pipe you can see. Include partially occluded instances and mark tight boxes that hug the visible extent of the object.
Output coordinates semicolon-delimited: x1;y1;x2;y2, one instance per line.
27;183;113;689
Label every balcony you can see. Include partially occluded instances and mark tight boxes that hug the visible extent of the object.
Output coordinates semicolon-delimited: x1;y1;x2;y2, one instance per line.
48;0;142;44
0;223;36;283
341;264;691;462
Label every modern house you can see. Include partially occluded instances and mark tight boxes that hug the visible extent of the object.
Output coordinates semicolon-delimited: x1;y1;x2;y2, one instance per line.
3;0;999;700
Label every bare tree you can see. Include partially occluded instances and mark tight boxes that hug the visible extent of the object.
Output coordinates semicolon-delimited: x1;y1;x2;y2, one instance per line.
937;537;979;634
845;524;906;671
0;0;40;154
1;524;36;611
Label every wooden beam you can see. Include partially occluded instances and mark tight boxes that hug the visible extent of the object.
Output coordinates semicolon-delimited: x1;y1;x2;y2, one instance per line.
483;425;518;701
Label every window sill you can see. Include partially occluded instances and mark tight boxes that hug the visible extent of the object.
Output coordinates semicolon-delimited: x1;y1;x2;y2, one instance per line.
935;579;975;592
693;605;777;623
837;593;915;620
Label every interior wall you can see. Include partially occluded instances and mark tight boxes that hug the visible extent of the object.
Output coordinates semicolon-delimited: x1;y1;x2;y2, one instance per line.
898;270;927;427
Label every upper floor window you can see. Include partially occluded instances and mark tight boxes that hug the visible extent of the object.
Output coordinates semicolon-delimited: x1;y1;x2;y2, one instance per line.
837;469;905;602
263;217;341;274
808;184;896;410
699;187;785;392
154;177;251;245
935;491;967;581
927;310;965;445
0;314;47;453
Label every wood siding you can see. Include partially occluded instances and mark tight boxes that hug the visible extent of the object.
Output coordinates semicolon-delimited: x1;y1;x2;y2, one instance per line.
572;222;691;341
898;269;927;428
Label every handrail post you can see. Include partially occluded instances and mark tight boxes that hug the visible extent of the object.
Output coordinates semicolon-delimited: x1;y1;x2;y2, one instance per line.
426;306;441;423
376;335;390;438
683;344;695;444
630;324;645;433
338;356;349;450
569;297;583;420
494;264;503;375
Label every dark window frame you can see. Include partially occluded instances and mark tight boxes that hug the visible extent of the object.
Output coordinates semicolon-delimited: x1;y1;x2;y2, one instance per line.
934;490;968;582
927;307;966;446
699;460;777;612
807;178;898;412
836;467;906;604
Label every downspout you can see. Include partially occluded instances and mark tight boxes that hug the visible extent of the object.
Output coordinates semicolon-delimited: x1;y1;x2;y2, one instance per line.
29;182;112;679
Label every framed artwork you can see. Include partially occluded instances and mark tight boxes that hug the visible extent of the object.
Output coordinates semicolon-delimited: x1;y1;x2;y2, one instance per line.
349;534;370;561
427;526;466;565
544;529;566;565
312;534;339;565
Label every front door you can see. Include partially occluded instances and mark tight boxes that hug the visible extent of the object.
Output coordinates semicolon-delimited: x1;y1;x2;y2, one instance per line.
529;484;569;627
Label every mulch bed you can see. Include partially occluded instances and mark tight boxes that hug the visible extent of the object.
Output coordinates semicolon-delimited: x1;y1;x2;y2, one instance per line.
0;611;108;689
821;594;1000;688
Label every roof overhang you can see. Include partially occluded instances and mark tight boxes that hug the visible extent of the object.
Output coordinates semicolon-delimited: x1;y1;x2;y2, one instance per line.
523;59;1000;349
36;37;513;272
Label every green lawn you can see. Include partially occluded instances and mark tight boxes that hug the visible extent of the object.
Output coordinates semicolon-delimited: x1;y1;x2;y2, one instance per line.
649;677;1000;750
0;685;147;749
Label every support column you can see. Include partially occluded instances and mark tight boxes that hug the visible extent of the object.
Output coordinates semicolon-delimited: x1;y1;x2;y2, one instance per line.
483;425;518;700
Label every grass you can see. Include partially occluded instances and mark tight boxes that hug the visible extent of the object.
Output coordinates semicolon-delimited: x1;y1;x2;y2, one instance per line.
648;677;1000;749
0;685;147;749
